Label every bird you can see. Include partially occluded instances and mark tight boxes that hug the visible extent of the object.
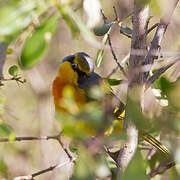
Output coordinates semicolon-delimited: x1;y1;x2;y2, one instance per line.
52;52;102;113
52;52;171;157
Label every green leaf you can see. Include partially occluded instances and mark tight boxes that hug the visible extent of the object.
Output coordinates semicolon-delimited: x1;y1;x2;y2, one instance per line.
20;13;59;68
154;76;173;96
122;150;148;180
94;22;114;36
0;159;8;178
8;65;19;77
95;33;108;67
120;24;132;38
0;0;36;44
105;78;122;86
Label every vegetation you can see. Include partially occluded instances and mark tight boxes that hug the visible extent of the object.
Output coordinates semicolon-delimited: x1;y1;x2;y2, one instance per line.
0;0;180;179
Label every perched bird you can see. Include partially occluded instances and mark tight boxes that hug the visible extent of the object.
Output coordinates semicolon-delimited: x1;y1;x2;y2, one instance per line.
52;52;102;113
52;52;171;157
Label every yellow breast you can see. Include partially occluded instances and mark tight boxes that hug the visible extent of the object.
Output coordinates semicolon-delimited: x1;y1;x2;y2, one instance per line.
52;61;86;112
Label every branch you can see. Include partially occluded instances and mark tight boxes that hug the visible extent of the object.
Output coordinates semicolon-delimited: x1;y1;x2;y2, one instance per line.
143;0;179;81
0;77;26;84
146;61;176;87
147;23;159;34
0;133;73;160
1;133;75;179
128;3;149;86
0;42;7;77
117;124;138;176
0;133;62;142
14;158;76;180
148;159;175;178
117;2;149;178
106;53;130;78
101;9;128;78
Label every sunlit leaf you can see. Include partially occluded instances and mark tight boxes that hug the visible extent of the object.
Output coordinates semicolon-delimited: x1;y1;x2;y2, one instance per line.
94;22;114;36
120;24;132;38
154;76;173;96
0;0;38;44
95;33;108;67
105;78;122;86
8;65;19;77
20;13;59;68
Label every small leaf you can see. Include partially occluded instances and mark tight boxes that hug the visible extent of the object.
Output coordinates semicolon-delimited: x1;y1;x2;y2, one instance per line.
8;65;19;77
105;78;122;86
120;24;132;38
94;22;114;36
7;48;13;54
20;13;59;68
0;120;14;137
95;33;108;67
154;76;172;96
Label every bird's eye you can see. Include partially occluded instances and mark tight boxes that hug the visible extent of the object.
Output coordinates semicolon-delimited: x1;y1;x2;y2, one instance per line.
83;74;87;78
71;63;78;70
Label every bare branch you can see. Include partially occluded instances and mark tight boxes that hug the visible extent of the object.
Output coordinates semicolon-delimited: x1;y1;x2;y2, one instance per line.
14;158;76;180
148;159;175;179
0;132;73;161
143;0;179;81
0;77;26;84
101;9;128;78
146;61;176;87
0;133;62;142
147;23;159;34
0;42;7;77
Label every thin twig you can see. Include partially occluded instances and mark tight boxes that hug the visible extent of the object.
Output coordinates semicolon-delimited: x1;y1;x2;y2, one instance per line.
0;133;62;142
0;133;73;161
146;61;176;88
147;23;159;34
113;6;119;22
143;0;179;81
106;53;130;78
101;9;128;78
14;158;76;180
148;159;175;179
0;77;26;84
